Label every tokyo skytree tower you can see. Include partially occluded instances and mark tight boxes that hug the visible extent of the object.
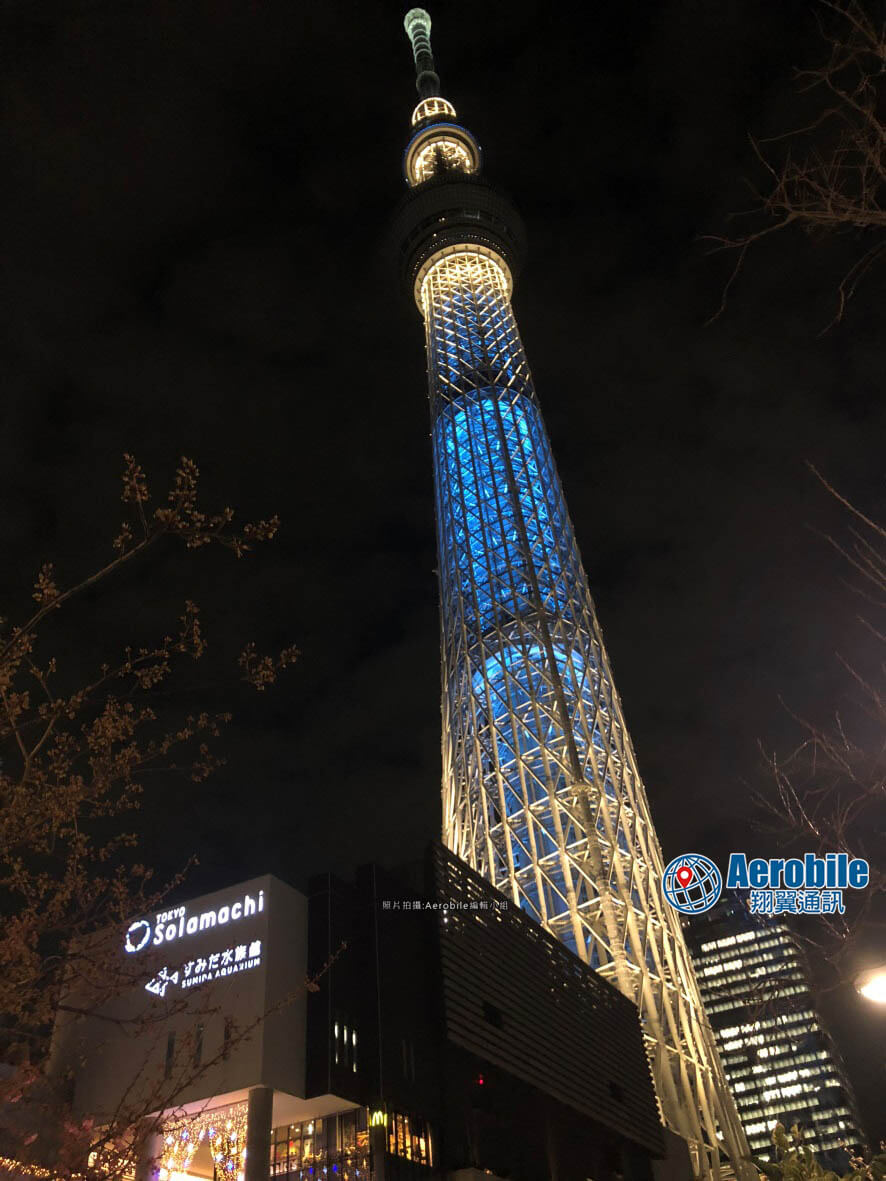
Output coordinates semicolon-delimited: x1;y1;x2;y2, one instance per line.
392;10;752;1179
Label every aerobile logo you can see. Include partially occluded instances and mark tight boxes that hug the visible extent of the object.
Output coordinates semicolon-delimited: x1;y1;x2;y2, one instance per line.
727;853;869;891
662;852;870;916
662;855;723;915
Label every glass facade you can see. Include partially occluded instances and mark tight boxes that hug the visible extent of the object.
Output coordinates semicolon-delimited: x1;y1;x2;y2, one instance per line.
688;905;866;1163
270;1109;433;1179
386;1112;433;1168
270;1110;369;1181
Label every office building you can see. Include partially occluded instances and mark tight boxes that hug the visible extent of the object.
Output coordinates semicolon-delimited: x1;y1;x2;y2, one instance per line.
686;897;866;1164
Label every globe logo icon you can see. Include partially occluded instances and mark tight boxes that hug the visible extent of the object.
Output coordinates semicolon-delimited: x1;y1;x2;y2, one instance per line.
662;854;722;915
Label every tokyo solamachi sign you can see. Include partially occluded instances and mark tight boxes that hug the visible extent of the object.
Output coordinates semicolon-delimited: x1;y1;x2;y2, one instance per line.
124;888;266;954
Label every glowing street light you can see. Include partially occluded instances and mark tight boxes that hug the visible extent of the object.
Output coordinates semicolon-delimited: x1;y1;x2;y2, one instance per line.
855;965;886;1004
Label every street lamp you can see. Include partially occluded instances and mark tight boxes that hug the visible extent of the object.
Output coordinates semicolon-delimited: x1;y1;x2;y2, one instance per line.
855;965;886;1004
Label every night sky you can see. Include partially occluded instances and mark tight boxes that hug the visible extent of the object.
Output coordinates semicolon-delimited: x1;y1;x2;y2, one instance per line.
2;0;883;1138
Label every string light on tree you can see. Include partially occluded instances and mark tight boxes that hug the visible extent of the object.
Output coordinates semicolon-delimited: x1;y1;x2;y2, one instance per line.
158;1104;248;1181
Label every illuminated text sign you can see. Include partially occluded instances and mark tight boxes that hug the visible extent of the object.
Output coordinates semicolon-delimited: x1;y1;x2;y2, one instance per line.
125;888;265;954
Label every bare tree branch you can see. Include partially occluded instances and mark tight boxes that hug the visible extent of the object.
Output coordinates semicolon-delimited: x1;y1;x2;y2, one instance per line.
0;456;299;1180
706;0;885;324
755;471;885;983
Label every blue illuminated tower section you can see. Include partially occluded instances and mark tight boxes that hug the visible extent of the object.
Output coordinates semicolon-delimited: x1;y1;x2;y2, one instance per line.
393;11;752;1181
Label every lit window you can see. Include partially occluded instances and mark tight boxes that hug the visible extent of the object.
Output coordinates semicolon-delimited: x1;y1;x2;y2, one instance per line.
412;138;475;183
412;96;457;125
387;1112;432;1167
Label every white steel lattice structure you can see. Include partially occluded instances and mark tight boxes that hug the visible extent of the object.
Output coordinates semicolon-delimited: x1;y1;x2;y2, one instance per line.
394;10;754;1181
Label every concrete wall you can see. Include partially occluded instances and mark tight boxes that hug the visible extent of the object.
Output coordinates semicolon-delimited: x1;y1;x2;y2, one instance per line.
49;874;308;1119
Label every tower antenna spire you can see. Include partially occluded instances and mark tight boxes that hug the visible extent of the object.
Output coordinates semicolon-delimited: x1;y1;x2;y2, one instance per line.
404;8;441;97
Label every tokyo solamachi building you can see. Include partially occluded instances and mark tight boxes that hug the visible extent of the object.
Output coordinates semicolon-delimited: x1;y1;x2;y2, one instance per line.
48;10;758;1181
51;852;668;1181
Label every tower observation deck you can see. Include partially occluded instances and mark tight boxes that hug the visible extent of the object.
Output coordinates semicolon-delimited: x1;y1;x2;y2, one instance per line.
392;11;753;1180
